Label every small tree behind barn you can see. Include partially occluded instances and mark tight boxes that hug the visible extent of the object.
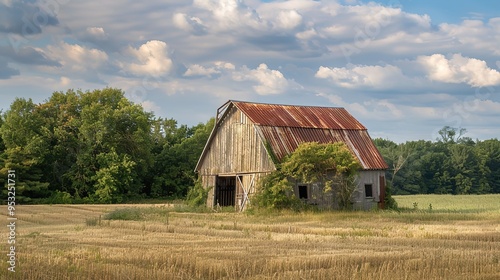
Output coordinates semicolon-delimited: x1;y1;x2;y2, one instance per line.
254;142;362;210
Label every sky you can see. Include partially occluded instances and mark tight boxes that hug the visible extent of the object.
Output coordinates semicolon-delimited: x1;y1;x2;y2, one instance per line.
0;0;499;143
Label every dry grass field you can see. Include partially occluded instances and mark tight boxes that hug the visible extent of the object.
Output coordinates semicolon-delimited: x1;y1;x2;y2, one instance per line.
1;195;500;279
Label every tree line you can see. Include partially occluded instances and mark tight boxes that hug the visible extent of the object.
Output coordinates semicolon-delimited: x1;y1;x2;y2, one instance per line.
1;88;499;204
374;126;500;195
0;88;214;203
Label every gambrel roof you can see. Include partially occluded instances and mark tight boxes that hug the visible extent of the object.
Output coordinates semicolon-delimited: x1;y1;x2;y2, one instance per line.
196;100;388;171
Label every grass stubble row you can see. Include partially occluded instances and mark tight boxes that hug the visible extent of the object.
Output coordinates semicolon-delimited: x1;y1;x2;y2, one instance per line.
1;196;499;279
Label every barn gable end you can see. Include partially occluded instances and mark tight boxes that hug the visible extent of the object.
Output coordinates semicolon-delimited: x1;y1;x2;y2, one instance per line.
195;103;276;211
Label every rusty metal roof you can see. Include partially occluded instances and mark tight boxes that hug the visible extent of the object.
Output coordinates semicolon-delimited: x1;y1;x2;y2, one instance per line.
232;101;366;130
196;100;388;172
233;101;387;170
256;126;388;170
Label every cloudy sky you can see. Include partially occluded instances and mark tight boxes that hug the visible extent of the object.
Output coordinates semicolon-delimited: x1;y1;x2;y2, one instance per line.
1;0;499;143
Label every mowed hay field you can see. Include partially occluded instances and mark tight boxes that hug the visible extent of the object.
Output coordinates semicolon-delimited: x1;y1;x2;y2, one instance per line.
1;195;500;280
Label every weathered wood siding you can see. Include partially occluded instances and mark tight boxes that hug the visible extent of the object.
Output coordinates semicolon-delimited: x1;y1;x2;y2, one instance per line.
291;170;386;210
198;106;276;176
197;106;276;208
353;170;385;210
202;175;217;207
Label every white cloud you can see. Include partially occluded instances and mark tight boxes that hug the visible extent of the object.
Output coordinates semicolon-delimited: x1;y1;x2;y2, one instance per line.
258;0;320;12
184;61;236;77
184;64;220;77
173;13;192;30
296;28;317;40
232;63;289;95
122;40;173;77
214;61;235;70
275;10;302;30
141;100;161;113
318;2;431;36
321;24;349;37
439;19;500;55
46;42;108;72
315;64;408;89
193;0;266;31
462;99;500;114
60;76;71;87
2;0;500;144
84;27;108;40
417;53;500;87
172;13;207;35
317;93;404;120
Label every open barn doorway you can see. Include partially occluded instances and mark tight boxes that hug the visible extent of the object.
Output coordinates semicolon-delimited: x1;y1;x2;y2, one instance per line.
215;176;236;207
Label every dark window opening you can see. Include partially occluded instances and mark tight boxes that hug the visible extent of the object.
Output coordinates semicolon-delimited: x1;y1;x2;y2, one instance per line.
365;184;373;198
215;176;236;207
298;185;308;199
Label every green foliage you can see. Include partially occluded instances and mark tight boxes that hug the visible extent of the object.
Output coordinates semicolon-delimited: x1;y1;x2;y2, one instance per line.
280;142;360;182
0;88;214;203
254;142;361;210
185;179;211;207
383;182;398;210
253;171;300;210
374;126;500;195
103;208;143;220
47;190;73;204
394;194;500;213
282;142;361;210
437;126;467;143
67;88;153;200
92;149;136;203
0;98;50;201
264;141;280;165
0;113;4;189
148;118;214;198
334;173;358;210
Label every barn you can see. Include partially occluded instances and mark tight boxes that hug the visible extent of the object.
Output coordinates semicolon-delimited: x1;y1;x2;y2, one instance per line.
195;100;388;211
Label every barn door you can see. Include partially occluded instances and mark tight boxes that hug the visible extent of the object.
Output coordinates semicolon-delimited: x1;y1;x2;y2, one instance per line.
238;174;255;212
215;176;236;207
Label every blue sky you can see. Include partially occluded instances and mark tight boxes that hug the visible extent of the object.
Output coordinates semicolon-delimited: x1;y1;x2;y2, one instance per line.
377;0;499;23
1;0;499;143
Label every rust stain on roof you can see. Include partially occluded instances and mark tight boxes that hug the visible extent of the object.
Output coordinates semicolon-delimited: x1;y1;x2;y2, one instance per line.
232;101;366;130
257;126;387;170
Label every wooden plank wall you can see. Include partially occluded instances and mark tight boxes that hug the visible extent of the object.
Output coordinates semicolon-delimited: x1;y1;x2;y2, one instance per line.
198;106;276;176
198;106;275;208
354;170;385;210
291;170;386;210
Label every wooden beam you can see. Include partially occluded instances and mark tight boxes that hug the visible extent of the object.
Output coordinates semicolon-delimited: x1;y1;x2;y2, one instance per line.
216;100;232;124
239;174;256;212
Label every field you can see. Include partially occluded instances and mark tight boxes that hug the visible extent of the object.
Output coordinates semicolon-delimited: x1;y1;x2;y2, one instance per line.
1;195;500;279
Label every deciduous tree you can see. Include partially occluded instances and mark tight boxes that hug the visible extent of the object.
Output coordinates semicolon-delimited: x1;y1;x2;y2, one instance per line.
0;98;50;201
